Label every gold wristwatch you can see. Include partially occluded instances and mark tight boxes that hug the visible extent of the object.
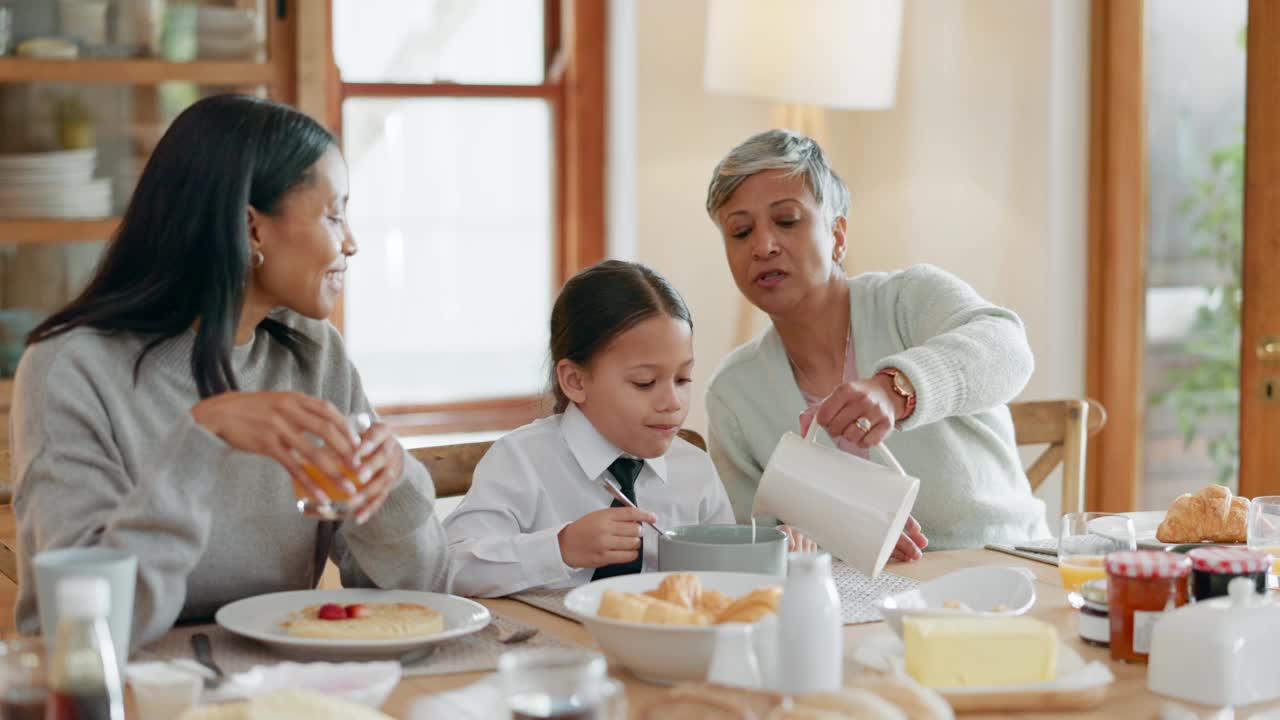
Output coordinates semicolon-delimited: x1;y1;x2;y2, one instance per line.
877;367;917;420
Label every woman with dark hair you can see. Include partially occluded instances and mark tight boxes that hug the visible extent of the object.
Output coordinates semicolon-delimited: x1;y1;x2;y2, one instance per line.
444;260;736;598
11;95;448;648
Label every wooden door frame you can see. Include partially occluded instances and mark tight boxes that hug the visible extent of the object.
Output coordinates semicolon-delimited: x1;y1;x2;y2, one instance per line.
1085;0;1146;513
1238;1;1280;498
1087;0;1280;506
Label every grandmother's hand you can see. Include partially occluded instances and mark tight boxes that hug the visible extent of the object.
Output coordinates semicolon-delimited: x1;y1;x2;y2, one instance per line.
805;377;902;449
890;516;929;563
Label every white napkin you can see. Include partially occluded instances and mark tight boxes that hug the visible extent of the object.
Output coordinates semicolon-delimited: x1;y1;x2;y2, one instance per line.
407;677;506;720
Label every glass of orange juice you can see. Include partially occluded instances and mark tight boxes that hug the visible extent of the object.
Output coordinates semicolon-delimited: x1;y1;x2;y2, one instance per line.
1246;496;1280;589
1059;512;1135;607
293;412;373;519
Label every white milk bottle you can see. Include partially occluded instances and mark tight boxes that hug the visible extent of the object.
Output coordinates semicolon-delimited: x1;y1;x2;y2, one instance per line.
775;551;842;693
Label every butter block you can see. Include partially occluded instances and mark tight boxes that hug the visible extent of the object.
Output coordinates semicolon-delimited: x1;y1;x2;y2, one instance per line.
903;616;1058;688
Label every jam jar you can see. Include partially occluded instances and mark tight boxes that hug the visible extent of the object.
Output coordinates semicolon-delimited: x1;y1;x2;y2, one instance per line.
1105;551;1190;664
1076;578;1109;647
1187;547;1271;601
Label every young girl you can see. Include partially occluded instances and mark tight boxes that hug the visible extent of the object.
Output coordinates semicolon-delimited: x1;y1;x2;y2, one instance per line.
444;260;737;598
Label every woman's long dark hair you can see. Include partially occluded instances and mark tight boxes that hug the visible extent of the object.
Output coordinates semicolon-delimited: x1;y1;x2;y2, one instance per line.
549;260;692;412
27;94;336;397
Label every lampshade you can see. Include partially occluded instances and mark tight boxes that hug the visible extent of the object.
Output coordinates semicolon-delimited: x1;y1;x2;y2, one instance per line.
703;0;904;110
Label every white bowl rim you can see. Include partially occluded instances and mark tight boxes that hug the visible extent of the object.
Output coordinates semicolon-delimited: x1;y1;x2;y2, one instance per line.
659;523;788;546
878;565;1037;616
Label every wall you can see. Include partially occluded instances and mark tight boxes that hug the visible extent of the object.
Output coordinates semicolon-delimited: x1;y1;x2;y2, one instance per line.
622;0;1090;519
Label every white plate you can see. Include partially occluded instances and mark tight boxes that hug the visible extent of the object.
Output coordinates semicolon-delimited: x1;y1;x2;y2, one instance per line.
215;589;490;660
564;571;781;684
877;566;1037;638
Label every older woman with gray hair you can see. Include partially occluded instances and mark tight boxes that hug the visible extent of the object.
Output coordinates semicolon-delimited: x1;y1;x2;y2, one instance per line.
704;129;1049;556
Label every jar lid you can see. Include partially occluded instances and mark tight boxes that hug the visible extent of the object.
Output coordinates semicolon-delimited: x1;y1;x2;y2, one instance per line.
1105;550;1190;579
1081;578;1108;605
1187;547;1272;575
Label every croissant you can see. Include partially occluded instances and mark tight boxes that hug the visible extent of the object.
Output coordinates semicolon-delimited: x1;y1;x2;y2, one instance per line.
787;689;907;720
650;573;703;609
1157;485;1250;544
642;683;786;720
697;589;733;616
714;586;783;624
598;589;651;622
642;596;711;625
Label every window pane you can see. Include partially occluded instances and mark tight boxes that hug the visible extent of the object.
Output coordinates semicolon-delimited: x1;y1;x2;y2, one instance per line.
332;0;544;85
342;98;553;406
1142;0;1246;508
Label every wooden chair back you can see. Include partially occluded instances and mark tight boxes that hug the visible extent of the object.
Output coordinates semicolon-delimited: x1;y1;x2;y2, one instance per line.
1008;399;1107;515
410;428;707;499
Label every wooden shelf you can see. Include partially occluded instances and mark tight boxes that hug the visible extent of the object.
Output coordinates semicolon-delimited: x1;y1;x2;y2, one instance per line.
0;58;277;87
0;218;119;244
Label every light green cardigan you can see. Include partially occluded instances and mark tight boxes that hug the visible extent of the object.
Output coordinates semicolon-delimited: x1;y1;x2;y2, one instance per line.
706;264;1051;551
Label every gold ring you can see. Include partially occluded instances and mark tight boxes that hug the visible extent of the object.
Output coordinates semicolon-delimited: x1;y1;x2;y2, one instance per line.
855;417;872;432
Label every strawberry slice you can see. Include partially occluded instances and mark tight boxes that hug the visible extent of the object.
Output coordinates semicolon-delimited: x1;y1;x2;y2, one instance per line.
317;603;347;620
345;603;371;619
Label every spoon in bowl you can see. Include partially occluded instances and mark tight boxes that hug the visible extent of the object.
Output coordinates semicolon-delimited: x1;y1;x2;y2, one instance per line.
599;479;668;536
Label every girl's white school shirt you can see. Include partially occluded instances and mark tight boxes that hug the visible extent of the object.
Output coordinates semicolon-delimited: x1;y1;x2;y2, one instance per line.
444;403;735;598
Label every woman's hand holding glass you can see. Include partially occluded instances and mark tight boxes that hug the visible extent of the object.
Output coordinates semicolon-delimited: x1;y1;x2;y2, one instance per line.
192;392;393;521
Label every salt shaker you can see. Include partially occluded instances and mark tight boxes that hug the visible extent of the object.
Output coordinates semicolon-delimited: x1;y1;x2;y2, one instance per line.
776;551;842;693
706;624;762;689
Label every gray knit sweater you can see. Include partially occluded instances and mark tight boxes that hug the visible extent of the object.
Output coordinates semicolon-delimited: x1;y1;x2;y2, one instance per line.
10;311;448;649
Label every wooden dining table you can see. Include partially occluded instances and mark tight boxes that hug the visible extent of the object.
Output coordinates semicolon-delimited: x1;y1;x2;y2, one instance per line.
0;504;1272;719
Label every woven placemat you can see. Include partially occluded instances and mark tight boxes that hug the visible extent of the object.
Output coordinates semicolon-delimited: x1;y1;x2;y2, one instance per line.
133;612;571;679
510;560;919;626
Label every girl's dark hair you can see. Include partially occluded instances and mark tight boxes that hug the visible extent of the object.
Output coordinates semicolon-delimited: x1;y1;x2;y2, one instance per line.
549;260;692;412
27;94;336;397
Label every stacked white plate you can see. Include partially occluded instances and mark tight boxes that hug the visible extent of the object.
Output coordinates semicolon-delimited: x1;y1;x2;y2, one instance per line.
197;6;261;60
0;149;110;219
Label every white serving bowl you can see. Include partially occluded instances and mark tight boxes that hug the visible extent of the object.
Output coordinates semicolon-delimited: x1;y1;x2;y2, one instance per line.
563;571;780;684
878;566;1037;637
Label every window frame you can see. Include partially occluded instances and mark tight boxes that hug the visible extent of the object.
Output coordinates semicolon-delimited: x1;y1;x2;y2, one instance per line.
320;0;607;435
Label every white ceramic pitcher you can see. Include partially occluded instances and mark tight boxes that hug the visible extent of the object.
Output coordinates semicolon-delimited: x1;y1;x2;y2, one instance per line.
753;421;919;577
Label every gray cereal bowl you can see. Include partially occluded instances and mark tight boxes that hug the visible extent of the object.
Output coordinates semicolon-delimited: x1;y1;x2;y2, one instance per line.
656;523;788;576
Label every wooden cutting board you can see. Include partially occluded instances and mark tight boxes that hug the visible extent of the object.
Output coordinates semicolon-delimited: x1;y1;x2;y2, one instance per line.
942;683;1108;714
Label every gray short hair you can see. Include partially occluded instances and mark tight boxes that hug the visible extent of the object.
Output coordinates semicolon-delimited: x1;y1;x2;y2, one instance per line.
705;129;851;228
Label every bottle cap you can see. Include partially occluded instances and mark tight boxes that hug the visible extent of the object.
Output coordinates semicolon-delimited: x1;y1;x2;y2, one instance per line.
56;576;110;619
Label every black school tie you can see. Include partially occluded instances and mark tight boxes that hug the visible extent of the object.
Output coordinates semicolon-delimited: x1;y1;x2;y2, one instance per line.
591;457;646;580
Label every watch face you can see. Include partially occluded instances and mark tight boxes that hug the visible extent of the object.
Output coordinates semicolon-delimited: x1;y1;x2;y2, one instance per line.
894;372;915;397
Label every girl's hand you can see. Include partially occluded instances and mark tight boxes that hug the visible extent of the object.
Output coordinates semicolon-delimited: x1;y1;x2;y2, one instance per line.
192;391;359;505
889;515;929;562
557;507;656;569
808;378;901;449
779;525;817;553
350;420;405;525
